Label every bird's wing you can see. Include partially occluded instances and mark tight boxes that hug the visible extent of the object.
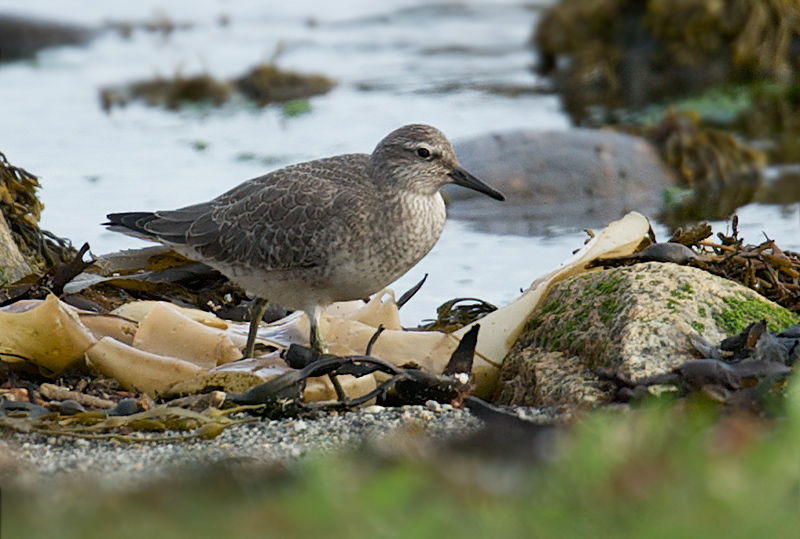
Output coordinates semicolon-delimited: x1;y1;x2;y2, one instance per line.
143;155;372;271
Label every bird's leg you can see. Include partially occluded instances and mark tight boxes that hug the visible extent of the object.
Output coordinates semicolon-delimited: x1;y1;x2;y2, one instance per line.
244;297;269;358
308;307;346;402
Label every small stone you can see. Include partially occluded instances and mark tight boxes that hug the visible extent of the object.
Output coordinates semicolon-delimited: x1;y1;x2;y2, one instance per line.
361;405;385;414
425;400;442;412
56;399;87;415
454;373;470;385
209;391;226;408
293;420;307;432
107;398;140;416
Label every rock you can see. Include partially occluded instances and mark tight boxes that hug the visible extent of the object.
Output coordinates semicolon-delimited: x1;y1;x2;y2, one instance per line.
0;212;31;283
0;13;95;62
448;129;676;233
495;262;799;407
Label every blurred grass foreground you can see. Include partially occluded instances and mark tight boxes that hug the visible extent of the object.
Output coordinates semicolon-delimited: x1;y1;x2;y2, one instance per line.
7;379;800;539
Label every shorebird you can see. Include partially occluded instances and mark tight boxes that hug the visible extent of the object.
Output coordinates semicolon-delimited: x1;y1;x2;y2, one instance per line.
106;124;505;357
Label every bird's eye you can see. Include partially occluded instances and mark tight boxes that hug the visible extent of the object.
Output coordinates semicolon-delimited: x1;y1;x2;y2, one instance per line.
416;147;432;159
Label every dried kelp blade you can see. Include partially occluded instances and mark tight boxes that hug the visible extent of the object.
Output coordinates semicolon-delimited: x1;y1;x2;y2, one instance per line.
442;324;479;376
85;337;206;397
132;302;242;368
0;294;96;376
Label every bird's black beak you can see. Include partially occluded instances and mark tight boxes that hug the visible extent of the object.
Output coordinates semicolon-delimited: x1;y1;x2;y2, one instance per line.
448;167;505;201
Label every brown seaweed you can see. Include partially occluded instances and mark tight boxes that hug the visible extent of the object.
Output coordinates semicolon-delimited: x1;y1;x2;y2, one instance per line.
0;151;75;269
535;0;800;119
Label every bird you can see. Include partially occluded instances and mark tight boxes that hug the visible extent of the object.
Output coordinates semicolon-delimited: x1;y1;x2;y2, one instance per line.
105;124;505;358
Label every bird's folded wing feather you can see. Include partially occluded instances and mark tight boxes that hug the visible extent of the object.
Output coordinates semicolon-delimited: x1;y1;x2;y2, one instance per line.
143;155;371;271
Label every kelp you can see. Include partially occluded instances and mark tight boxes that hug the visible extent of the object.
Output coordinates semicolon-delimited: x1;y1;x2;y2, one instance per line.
101;62;335;112
0;400;260;442
695;221;800;313
0;151;42;229
234;63;335;107
535;0;800;120
0;294;97;376
616;110;765;223
226;325;479;418
419;297;497;333
0;326;479;439
112;73;232;111
0;151;74;269
64;246;264;323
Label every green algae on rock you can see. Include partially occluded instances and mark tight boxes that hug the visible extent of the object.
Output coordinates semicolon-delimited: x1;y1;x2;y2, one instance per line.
713;295;800;336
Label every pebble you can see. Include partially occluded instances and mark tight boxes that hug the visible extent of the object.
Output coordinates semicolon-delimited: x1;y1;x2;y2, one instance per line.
425;400;442;412
361;405;385;414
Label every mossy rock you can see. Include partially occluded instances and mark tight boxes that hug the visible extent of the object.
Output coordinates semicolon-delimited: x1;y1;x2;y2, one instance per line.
496;261;799;407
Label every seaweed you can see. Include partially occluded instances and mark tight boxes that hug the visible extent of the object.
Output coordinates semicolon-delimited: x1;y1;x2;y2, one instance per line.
234;63;335;107
614;110;765;223
101;62;335;112
591;218;800;314
419;297;497;333
0;151;75;269
535;0;800;120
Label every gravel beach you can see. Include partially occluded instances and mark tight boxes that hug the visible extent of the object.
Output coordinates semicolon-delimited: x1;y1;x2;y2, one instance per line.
1;404;488;490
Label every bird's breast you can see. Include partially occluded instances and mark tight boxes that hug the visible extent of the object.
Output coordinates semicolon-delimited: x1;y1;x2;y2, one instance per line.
324;192;446;300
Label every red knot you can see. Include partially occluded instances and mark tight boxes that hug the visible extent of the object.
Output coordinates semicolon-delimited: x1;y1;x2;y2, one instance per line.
106;124;504;357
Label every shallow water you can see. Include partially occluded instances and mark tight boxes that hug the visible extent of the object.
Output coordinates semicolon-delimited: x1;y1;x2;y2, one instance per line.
1;1;798;324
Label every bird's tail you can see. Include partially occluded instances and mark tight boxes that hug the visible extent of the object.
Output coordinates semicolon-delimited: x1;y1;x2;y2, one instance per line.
104;212;160;240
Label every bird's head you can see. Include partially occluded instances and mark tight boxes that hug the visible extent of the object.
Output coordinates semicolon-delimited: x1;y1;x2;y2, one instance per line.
369;124;505;201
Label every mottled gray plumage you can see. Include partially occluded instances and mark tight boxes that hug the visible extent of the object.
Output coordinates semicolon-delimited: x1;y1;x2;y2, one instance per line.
106;124;504;356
